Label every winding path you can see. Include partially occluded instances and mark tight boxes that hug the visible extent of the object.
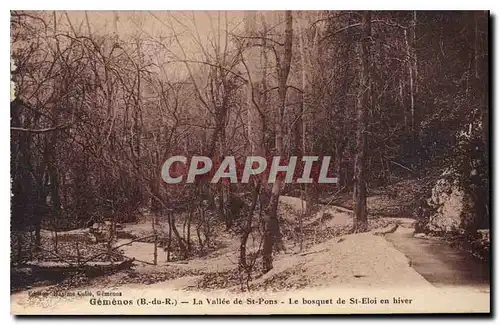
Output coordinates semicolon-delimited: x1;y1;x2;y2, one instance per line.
384;225;490;291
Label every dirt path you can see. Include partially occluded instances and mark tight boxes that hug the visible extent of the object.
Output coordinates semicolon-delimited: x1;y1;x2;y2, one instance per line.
384;226;490;292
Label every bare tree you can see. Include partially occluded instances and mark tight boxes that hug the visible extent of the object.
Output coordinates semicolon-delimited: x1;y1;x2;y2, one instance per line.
262;11;293;273
352;11;371;232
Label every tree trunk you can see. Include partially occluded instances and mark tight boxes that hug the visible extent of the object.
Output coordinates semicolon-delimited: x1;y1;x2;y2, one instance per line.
240;11;268;273
353;11;371;233
170;213;188;259
405;11;419;166
239;180;261;271
297;12;315;252
263;11;293;273
167;211;172;262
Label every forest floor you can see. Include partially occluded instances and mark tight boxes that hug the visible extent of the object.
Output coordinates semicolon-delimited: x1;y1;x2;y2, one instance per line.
10;189;491;314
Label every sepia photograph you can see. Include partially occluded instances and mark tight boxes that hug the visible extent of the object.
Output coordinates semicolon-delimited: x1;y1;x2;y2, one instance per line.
9;10;490;315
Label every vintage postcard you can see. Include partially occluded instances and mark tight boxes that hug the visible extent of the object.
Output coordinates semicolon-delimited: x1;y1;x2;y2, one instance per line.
10;10;490;315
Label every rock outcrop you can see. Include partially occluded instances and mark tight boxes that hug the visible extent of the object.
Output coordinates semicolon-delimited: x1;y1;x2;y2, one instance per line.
426;172;465;233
